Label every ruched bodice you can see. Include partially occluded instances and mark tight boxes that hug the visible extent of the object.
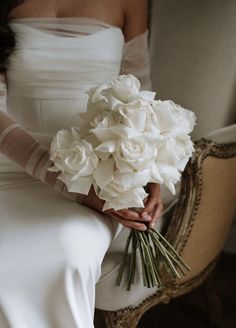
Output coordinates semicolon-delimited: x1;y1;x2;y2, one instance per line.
6;18;124;137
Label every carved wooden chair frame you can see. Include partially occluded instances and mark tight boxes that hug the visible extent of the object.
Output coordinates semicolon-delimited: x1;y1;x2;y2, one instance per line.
99;138;236;328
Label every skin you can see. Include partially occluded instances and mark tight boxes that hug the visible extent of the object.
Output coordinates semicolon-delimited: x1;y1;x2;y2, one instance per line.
6;0;163;231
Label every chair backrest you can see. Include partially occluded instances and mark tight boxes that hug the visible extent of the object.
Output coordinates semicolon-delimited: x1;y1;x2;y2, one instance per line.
165;130;236;284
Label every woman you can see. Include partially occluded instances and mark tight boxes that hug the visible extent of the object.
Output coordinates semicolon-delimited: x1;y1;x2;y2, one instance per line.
0;0;164;327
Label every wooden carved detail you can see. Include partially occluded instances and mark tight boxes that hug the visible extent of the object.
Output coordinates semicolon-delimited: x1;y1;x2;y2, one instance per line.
101;258;218;328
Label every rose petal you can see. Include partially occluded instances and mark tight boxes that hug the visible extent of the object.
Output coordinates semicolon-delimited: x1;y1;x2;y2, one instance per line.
139;90;156;102
94;158;115;189
58;174;93;195
113;169;150;191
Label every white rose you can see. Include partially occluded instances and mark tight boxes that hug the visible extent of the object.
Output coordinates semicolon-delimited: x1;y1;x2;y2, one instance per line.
152;136;195;193
89;110;124;143
87;83;111;111
101;186;148;211
157;136;194;171
80;85;123;139
153;100;196;137
49;129;74;167
114;138;157;172
156;163;181;195
117;99;160;135
111;74;140;103
48;127;98;194
95;137;156;172
91;110;123;129
89;107;145;144
85;79;126;115
90;99;163;143
97;169;150;210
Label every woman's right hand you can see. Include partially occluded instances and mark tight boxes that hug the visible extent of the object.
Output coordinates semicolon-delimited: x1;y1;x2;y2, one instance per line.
82;186;150;231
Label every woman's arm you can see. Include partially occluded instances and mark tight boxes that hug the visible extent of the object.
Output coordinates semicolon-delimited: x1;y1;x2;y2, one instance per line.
0;74;59;185
121;0;152;89
0;74;7;110
122;0;148;41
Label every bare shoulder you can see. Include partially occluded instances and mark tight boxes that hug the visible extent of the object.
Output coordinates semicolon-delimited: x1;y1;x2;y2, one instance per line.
122;0;148;41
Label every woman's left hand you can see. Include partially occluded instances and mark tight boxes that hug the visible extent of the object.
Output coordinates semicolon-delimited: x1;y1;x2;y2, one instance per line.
107;183;163;230
140;183;163;229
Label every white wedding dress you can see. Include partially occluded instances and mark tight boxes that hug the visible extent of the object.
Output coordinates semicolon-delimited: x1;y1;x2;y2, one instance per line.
0;17;174;328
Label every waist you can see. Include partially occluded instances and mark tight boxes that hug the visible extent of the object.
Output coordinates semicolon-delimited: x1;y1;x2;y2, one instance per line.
6;94;87;135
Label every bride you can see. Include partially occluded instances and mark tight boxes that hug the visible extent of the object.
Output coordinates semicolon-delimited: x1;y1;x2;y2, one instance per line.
0;0;166;327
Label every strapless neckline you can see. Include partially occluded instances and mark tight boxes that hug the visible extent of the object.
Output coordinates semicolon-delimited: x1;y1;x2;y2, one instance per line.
8;16;124;41
8;16;122;31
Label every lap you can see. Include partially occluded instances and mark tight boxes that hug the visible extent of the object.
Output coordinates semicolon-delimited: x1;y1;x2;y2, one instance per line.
0;170;176;312
0;173;121;282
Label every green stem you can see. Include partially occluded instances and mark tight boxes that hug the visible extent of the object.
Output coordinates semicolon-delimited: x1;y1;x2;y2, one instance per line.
149;230;188;275
151;229;190;271
131;232;137;285
116;230;133;286
146;233;162;287
127;231;137;290
137;232;152;287
150;232;181;278
140;232;159;287
136;231;148;287
139;233;158;287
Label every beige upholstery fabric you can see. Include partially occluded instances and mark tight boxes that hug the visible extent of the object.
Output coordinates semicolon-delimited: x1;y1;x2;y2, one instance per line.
179;155;236;282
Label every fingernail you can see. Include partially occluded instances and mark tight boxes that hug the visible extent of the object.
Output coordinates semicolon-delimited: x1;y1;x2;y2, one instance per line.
150;222;155;229
140;226;147;231
142;212;151;220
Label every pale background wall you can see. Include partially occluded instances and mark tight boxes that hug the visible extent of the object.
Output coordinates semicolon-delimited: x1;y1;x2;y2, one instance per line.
149;0;236;252
150;0;236;140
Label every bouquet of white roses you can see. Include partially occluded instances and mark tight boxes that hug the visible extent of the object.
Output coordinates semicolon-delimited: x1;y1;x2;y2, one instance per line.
48;74;196;290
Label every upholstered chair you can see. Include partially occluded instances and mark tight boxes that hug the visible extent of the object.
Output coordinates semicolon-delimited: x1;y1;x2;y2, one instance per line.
96;124;236;328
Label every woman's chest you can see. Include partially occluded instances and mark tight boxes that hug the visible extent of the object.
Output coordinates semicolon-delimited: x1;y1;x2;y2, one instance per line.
7;0;124;28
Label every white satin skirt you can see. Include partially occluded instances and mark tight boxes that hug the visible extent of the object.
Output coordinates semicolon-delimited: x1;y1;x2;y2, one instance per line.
0;156;174;327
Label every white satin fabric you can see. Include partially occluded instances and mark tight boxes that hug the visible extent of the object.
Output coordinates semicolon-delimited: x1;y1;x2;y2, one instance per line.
0;18;169;328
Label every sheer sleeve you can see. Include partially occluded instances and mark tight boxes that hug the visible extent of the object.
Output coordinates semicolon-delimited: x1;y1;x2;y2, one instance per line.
0;75;7;112
0;75;84;203
121;31;152;90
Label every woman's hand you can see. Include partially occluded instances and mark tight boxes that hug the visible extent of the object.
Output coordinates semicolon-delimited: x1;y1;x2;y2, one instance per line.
83;184;163;231
106;183;163;231
82;186;151;231
140;183;163;229
105;207;150;231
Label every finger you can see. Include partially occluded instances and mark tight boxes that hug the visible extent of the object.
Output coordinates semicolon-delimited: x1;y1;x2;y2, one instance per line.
140;195;157;218
108;212;147;231
107;209;141;221
116;208;151;222
118;218;148;231
143;196;148;205
148;202;164;229
141;183;162;218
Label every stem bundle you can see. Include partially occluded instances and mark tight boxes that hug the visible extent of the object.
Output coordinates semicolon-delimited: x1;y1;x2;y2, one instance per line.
116;228;190;290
